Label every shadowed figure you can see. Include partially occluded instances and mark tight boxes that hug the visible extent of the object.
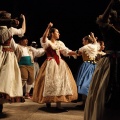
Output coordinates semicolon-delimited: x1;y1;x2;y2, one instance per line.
84;0;120;120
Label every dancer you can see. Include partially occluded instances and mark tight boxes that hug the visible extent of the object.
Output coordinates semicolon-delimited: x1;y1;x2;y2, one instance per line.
84;0;120;120
12;36;45;99
25;41;40;97
76;32;99;108
32;22;78;112
0;11;26;113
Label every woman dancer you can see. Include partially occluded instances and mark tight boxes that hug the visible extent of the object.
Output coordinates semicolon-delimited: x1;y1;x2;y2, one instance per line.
76;32;99;108
0;11;26;113
32;22;78;112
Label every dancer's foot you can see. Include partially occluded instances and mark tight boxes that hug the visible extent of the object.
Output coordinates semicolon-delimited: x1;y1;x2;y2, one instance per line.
25;93;32;99
46;103;51;108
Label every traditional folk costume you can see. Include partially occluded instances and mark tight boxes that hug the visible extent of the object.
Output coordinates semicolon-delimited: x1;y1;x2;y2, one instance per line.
11;40;45;85
84;0;120;120
10;39;45;98
32;38;78;104
0;26;25;106
76;43;99;96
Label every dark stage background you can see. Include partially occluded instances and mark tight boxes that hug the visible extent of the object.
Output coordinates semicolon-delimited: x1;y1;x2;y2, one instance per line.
0;0;110;78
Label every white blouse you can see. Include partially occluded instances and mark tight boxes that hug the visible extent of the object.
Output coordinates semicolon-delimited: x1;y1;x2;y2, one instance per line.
79;43;100;59
40;37;72;57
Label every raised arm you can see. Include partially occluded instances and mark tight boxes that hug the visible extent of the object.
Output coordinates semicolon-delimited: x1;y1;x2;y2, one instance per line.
96;0;114;24
42;22;53;43
89;32;97;44
20;14;26;34
102;0;114;22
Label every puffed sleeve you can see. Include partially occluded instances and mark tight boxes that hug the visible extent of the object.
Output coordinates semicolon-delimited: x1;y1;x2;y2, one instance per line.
40;37;50;49
59;41;72;56
9;27;24;51
9;27;24;37
78;46;84;53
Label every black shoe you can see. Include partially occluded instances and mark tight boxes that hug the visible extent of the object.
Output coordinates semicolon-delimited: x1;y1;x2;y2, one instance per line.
56;107;68;112
0;104;3;113
46;103;51;108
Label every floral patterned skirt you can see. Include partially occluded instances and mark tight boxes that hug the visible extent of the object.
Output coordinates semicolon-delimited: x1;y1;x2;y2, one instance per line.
32;59;78;103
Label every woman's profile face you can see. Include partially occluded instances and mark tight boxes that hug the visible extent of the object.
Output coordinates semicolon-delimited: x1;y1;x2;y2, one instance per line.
100;42;105;51
52;29;60;40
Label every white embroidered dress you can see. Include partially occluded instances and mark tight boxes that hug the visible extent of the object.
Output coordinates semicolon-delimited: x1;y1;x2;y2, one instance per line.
0;26;25;103
32;38;78;103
